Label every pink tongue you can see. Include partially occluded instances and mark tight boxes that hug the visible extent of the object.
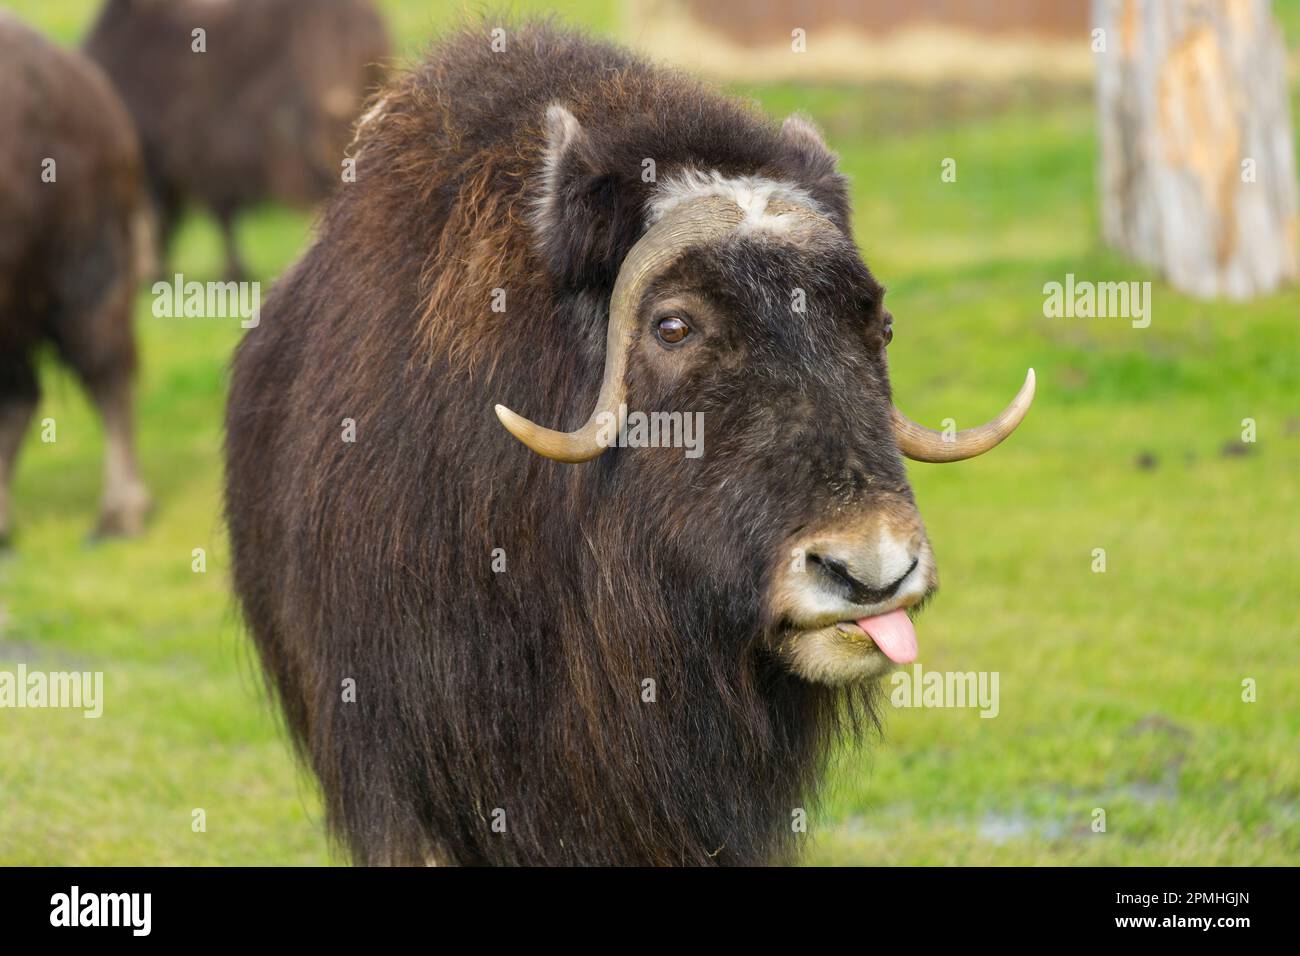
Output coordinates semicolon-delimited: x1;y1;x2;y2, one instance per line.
856;609;918;664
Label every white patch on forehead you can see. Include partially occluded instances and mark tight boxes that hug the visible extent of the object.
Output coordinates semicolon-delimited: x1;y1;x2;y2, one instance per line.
646;169;825;234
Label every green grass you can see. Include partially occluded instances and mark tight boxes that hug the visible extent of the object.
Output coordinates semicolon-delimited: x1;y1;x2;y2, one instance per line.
2;0;1298;866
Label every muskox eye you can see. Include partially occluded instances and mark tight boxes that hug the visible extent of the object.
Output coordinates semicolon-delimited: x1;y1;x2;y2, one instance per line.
655;316;690;346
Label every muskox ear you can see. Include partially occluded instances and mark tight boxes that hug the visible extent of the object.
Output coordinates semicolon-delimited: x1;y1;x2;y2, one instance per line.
533;104;587;236
532;104;645;290
780;114;852;231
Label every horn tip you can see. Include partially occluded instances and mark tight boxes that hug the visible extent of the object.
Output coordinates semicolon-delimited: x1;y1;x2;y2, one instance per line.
494;403;532;443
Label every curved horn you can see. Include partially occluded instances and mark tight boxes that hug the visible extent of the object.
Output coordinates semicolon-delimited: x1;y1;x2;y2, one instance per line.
495;196;746;462
892;368;1036;463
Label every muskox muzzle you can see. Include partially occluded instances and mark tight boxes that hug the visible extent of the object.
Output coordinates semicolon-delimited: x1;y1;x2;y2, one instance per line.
771;492;938;684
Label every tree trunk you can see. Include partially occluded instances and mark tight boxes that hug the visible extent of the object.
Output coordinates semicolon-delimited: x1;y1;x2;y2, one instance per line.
1094;0;1299;299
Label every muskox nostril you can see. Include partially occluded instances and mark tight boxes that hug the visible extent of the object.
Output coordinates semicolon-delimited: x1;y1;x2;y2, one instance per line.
807;553;857;589
807;551;917;606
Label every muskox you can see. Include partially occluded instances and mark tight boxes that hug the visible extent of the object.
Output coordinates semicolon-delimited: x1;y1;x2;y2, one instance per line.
85;0;390;280
224;23;1034;865
0;13;151;543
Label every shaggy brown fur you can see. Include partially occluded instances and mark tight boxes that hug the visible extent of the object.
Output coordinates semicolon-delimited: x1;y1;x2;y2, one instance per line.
85;0;390;279
0;12;150;543
225;22;909;865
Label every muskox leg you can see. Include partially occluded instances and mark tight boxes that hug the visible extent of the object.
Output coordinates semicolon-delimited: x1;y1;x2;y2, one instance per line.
85;370;150;539
53;250;151;539
0;355;40;547
215;205;247;283
56;302;150;537
151;188;183;283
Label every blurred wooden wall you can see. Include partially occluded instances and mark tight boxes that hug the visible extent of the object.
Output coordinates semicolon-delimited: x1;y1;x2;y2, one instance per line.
625;0;1093;82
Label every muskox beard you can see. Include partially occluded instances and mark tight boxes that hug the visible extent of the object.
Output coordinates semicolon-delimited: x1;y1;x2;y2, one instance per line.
301;513;879;866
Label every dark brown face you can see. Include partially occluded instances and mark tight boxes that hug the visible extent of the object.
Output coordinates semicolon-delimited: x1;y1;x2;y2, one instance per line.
606;222;937;685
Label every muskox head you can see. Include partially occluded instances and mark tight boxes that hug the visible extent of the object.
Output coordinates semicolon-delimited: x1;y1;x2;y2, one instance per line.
496;105;1033;686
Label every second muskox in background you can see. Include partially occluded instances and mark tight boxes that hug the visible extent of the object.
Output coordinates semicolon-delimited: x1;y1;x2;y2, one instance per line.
0;12;151;543
85;0;390;280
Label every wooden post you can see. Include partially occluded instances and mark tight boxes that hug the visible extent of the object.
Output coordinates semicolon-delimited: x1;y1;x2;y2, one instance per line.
1094;0;1299;299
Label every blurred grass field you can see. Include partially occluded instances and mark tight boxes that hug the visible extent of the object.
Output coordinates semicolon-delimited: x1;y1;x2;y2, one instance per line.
1;0;1298;865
